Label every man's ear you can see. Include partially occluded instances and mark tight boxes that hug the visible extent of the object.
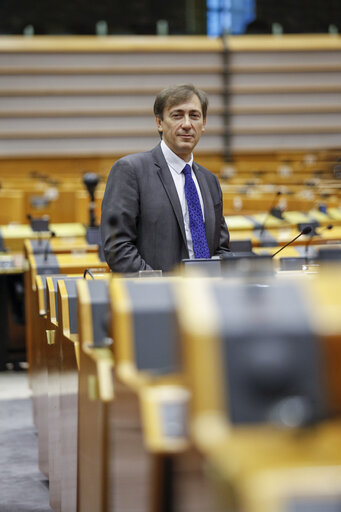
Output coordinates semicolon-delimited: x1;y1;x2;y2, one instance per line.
155;116;163;133
202;117;207;132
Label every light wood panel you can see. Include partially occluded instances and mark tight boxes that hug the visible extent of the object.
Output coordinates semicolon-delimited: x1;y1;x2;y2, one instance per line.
0;35;340;156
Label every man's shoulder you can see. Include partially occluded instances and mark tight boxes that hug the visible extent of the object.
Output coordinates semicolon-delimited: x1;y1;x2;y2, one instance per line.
115;145;160;167
120;150;152;164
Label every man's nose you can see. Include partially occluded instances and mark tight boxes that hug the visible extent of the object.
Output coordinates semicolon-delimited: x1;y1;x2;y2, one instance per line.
181;115;191;128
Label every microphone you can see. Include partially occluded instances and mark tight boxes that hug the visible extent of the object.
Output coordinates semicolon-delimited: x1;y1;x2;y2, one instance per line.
271;226;312;258
83;172;100;228
27;213;50;232
43;231;56;262
259;191;282;236
305;224;333;256
320;223;333;234
83;268;95;279
28;215;44;247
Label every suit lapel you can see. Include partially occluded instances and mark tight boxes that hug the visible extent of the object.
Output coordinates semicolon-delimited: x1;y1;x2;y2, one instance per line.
152;145;188;249
193;162;215;252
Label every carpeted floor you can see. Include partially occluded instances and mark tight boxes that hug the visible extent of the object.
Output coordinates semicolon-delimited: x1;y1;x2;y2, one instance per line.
0;375;52;512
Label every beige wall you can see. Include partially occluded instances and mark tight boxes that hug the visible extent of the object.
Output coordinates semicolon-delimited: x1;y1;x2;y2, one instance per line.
0;34;340;158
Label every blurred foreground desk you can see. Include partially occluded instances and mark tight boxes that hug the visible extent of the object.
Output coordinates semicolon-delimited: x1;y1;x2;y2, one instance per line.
77;276;216;512
33;272;109;512
175;272;341;512
33;263;341;512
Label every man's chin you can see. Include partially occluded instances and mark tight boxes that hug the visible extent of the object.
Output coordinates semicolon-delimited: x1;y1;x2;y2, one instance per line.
177;139;196;150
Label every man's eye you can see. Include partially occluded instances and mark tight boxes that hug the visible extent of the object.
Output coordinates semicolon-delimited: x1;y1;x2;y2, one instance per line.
191;113;200;119
172;114;182;119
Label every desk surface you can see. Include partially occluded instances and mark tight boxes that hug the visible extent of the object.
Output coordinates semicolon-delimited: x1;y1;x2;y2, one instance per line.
0;222;86;239
0;253;25;273
225;208;341;231
0;223;87;251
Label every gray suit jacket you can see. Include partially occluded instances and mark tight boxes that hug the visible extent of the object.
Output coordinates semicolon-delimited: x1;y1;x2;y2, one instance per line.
100;143;230;273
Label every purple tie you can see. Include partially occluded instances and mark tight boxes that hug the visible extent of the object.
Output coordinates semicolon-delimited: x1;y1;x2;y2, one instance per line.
183;164;210;258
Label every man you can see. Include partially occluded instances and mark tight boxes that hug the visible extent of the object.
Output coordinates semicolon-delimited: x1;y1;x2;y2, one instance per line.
100;84;230;273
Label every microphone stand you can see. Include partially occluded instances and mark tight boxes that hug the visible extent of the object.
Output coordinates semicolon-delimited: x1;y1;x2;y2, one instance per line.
271;227;312;258
259;191;282;236
43;231;56;262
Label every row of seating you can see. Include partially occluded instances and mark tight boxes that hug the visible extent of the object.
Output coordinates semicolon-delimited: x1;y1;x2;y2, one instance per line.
1;184;339;224
1;208;340;264
25;241;341;512
0;175;340;507
0;148;339;222
0;148;337;177
1;186;339;377
220;151;341;215
0;142;339;510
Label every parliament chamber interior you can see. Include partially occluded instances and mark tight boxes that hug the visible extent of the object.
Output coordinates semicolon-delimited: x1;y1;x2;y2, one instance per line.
0;2;341;510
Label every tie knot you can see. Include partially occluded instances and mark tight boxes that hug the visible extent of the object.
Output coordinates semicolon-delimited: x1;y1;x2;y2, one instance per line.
182;164;191;176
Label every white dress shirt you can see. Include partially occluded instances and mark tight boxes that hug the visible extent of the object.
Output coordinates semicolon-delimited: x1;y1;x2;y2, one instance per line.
160;140;205;259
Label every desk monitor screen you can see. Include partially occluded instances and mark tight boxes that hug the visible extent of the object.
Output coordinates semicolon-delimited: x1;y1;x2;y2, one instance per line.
181;258;222;277
280;257;306;271
221;254;274;278
30;217;50;232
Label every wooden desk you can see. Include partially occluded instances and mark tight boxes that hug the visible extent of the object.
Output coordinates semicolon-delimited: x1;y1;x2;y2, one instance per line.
108;277;214;512
25;250;108;377
58;275;109;512
24;237;98;256
33;272;108;512
77;278;114;512
174;275;341;512
77;276;216;512
225;208;341;233
0;222;87;252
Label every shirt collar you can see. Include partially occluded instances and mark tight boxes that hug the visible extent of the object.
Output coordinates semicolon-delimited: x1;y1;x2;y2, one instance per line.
160;140;193;175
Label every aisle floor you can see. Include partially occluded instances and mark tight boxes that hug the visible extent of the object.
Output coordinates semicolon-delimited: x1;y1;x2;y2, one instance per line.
0;370;52;512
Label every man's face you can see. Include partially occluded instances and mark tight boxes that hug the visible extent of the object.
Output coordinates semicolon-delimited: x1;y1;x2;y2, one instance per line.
155;94;206;162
